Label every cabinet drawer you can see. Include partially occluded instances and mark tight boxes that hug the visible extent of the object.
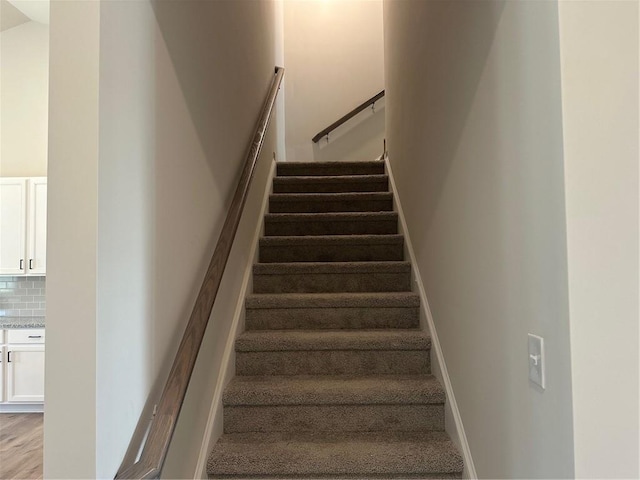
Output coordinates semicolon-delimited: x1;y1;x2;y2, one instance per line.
7;329;45;344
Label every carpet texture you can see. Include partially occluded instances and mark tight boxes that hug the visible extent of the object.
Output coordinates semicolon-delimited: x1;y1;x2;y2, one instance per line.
252;261;412;293
269;192;394;213
273;174;389;193
259;234;405;263
207;161;463;479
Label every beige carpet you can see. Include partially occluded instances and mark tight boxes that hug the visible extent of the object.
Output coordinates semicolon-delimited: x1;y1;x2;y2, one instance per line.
207;162;463;479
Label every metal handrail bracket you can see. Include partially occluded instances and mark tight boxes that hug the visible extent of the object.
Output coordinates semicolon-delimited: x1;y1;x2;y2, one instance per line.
312;89;385;143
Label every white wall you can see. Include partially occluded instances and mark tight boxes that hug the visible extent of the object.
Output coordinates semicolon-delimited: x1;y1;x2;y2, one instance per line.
95;3;156;477
45;1;100;477
0;20;48;176
148;2;276;478
559;2;639;478
274;0;286;161
384;1;575;478
46;1;277;478
283;0;385;162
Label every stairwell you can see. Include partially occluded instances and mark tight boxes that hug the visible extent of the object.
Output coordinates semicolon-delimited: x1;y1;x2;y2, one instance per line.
207;161;463;479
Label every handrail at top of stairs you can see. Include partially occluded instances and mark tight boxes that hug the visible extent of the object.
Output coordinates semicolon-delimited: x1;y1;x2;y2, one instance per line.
311;89;385;143
115;66;285;480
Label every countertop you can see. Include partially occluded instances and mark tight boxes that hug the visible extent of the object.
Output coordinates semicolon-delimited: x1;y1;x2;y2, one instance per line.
0;316;45;329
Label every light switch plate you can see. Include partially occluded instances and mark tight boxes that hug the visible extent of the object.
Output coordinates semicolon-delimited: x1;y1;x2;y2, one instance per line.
528;334;545;389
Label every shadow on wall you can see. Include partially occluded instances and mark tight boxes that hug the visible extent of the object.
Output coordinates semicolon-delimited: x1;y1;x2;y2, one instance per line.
388;0;506;241
150;0;274;194
386;0;574;477
312;105;386;162
112;1;277;477
146;0;277;371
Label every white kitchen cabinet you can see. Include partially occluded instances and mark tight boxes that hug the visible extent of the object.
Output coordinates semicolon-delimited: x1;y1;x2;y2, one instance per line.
0;179;27;275
0;329;45;407
27;178;47;275
7;329;45;344
0;177;47;276
0;346;4;403
0;331;3;404
6;346;45;403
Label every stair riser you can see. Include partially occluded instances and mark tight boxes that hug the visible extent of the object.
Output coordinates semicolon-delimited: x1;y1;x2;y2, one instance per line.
236;350;430;376
269;198;393;213
210;472;461;479
208;431;463;478
253;271;411;294
224;404;444;434
273;180;389;194
246;307;419;330
259;243;404;263
264;219;398;236
210;475;461;479
277;163;385;177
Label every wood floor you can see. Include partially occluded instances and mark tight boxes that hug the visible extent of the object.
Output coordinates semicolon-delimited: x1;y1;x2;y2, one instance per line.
0;413;43;479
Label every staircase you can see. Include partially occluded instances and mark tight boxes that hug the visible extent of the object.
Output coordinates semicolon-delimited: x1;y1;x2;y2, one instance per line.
207;161;464;479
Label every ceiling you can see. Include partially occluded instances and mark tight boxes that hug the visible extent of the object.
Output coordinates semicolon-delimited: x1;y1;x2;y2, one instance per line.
1;0;49;32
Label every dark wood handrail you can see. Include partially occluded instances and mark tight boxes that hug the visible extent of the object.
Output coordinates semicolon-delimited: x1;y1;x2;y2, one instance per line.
312;89;385;143
115;66;285;480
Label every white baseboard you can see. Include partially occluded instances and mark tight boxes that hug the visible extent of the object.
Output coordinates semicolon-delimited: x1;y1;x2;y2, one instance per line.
0;403;43;413
384;157;477;479
194;159;276;479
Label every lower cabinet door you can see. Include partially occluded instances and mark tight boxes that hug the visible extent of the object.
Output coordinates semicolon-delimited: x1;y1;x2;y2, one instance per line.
6;346;44;403
0;347;4;402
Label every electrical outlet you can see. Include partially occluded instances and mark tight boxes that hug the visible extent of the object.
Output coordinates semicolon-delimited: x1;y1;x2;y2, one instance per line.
528;334;545;389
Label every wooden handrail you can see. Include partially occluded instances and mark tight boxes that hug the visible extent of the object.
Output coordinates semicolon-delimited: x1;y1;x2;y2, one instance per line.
115;66;285;480
312;89;385;143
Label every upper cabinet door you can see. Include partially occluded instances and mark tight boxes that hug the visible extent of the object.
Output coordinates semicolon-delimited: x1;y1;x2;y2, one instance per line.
0;178;27;275
27;178;47;275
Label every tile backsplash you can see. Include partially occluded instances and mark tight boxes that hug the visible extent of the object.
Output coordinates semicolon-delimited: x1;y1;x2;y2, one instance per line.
0;276;46;317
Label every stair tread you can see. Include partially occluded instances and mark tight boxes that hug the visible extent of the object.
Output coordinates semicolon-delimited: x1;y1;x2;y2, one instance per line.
236;329;430;352
269;192;394;214
246;291;419;308
270;192;393;201
274;174;388;183
277;161;383;168
276;161;385;177
223;374;445;406
254;261;411;274
207;431;463;477
266;211;397;221
260;234;404;245
259;235;405;263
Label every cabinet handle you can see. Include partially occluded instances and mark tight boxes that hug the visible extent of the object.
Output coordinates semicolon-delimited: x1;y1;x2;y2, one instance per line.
7;351;11;363
28;335;42;339
29;259;33;269
19;259;24;270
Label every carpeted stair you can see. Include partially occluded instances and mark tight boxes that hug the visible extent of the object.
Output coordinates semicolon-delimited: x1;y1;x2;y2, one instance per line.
207;161;463;479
